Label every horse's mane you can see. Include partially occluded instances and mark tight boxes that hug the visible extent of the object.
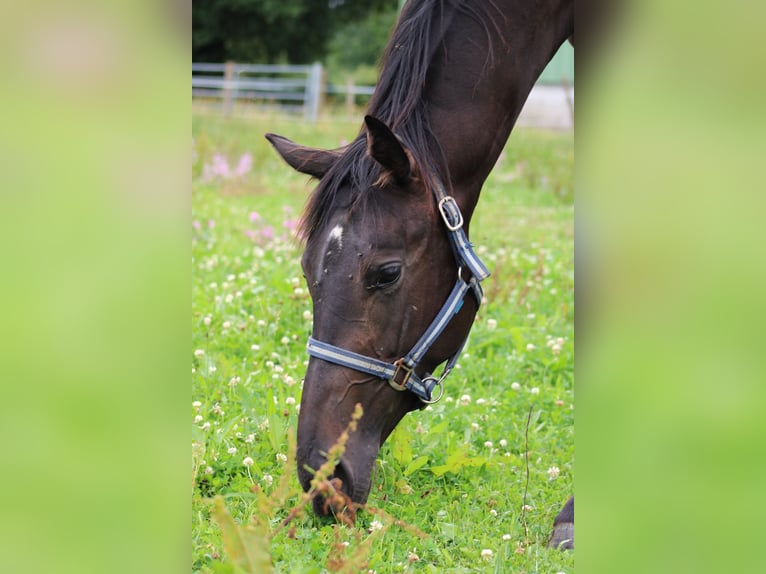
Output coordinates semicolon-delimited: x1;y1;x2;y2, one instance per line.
298;0;501;242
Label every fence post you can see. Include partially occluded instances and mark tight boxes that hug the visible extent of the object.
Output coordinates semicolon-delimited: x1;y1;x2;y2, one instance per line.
223;61;236;118
305;62;322;123
346;78;355;120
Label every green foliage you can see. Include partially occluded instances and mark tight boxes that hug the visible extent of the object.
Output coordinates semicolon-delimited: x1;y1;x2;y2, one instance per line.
211;496;272;573
326;8;399;74
192;111;574;572
193;0;398;64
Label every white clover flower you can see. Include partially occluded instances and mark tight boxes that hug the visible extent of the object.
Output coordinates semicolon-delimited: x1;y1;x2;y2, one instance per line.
203;316;211;327
369;519;383;532
257;319;267;327
227;447;237;455
502;534;511;541
280;336;290;344
481;548;493;561
204;466;214;475
192;401;202;408
276;453;287;463
511;382;521;391
194;415;203;423
245;433;255;443
262;474;273;487
489;509;498;516
243;457;254;467
521;504;533;511
222;321;231;330
459;394;472;406
303;310;313;321
499;439;508;448
471;422;480;432
486;318;497;330
251;344;260;351
530;387;540;395
208;366;216;373
194;349;205;358
285;397;296;405
547;466;561;479
526;343;536;351
484;441;493;449
407;549;419;563
476;398;486;405
201;422;211;431
225;294;234;304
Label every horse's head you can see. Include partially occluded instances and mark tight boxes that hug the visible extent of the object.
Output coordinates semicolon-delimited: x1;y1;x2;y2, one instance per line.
266;116;481;516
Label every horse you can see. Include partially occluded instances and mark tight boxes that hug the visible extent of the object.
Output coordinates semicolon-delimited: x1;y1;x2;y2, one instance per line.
266;0;574;549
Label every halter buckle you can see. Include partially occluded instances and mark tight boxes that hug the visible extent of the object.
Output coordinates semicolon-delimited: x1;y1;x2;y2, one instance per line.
389;358;412;391
438;196;464;231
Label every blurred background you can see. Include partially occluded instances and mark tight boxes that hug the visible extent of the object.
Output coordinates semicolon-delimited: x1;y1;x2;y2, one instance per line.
192;0;574;128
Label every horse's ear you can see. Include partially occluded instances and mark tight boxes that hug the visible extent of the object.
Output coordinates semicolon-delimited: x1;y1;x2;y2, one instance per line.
265;133;339;179
364;115;411;183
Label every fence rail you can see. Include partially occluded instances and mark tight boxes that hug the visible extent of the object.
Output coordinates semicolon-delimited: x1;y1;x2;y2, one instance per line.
192;59;573;126
192;62;325;121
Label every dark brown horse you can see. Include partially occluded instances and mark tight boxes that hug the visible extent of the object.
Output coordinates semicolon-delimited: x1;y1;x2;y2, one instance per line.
267;0;574;548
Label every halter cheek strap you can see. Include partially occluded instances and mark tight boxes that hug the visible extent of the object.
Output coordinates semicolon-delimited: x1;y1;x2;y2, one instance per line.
305;177;490;403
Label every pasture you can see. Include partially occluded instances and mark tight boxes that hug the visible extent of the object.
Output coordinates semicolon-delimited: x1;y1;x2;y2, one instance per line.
192;111;574;573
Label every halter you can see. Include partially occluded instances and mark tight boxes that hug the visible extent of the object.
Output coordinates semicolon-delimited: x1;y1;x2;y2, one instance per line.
305;177;490;404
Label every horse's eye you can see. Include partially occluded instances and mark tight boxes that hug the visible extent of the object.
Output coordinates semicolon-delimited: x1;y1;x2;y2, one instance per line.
370;263;402;289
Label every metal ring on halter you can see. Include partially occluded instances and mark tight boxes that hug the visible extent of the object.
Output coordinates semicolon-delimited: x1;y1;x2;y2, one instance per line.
419;376;445;404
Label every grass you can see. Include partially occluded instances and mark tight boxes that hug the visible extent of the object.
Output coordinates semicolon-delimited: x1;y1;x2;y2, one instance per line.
192;110;574;573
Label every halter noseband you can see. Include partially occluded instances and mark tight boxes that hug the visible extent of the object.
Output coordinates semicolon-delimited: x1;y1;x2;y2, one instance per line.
305;177;490;404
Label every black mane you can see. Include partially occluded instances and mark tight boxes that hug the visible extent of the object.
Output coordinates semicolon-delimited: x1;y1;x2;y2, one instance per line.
298;0;499;241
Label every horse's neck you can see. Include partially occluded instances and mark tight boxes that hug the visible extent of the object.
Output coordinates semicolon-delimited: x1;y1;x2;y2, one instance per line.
425;0;573;222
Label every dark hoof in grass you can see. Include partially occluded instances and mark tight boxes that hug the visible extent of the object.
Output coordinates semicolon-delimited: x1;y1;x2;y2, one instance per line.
547;521;574;550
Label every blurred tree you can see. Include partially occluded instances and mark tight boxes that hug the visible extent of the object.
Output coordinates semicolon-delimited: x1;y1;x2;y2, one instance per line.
192;0;398;64
327;8;398;70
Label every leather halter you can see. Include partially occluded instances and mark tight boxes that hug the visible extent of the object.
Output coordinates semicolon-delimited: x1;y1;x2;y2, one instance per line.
305;177;490;403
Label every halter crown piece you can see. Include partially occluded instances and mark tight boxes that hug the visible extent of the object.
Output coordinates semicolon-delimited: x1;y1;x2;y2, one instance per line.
305;175;490;404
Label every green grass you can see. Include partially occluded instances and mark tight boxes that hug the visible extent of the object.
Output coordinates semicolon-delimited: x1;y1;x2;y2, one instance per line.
192;111;574;573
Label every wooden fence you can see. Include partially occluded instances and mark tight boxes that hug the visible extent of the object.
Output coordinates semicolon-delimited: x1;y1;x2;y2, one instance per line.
192;52;573;125
192;62;322;121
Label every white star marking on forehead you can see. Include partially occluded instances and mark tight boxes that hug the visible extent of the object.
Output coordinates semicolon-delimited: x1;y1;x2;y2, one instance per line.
329;225;343;249
315;224;344;280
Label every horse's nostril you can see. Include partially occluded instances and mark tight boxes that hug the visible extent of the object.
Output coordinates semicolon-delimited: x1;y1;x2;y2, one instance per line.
333;460;353;497
310;459;357;518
